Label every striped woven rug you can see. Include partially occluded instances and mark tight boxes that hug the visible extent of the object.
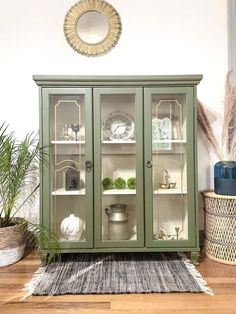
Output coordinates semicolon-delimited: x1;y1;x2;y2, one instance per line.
23;252;213;297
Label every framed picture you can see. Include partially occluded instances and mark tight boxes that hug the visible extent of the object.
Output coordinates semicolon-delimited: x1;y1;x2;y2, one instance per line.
152;117;172;150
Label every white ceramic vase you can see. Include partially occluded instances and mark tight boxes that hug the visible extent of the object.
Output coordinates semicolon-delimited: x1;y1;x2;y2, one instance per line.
60;214;83;240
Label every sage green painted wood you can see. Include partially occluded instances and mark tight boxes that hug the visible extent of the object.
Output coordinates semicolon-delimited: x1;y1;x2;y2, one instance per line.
93;88;144;248
40;246;200;254
93;88;100;247
193;86;200;249
33;75;203;87
143;89;153;247
135;88;144;247
144;87;197;249
185;87;197;247
41;88;50;234
41;88;93;249
36;75;202;253
83;88;94;248
39;86;45;253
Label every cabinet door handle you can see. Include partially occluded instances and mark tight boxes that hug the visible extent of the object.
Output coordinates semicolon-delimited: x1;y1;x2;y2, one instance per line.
85;160;93;171
145;160;153;168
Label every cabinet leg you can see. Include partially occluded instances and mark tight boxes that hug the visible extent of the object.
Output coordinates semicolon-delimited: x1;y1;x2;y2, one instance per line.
190;251;200;266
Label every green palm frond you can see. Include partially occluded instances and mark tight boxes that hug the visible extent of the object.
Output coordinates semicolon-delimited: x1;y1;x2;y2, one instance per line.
27;222;61;264
0;125;43;224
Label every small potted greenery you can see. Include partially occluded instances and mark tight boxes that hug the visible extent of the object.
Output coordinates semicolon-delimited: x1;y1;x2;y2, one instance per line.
0;123;60;267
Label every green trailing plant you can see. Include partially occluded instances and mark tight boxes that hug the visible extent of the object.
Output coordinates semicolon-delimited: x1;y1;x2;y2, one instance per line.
102;177;114;190
127;177;136;189
0;122;60;263
114;177;126;189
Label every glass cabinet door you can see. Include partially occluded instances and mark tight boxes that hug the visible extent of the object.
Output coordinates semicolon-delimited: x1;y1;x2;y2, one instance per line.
144;87;196;248
41;88;93;248
93;88;144;248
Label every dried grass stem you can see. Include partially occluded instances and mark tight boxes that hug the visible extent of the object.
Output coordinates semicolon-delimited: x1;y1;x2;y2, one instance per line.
198;71;236;161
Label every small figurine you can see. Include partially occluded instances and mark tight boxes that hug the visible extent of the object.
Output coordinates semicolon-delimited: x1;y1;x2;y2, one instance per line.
155;228;172;240
65;163;80;190
175;227;182;240
155;227;183;241
164;169;170;184
159;169;176;189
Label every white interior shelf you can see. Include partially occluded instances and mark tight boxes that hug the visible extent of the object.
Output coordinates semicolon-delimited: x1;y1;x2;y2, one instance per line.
51;140;85;144
52;188;86;195
102;140;185;144
153;140;186;143
52;188;186;195
102;140;136;144
154;188;187;194
103;189;136;195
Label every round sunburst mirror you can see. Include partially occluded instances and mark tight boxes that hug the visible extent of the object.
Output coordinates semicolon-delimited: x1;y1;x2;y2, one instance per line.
64;0;122;57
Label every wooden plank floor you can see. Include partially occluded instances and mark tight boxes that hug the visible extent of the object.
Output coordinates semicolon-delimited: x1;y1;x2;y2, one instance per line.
0;250;236;314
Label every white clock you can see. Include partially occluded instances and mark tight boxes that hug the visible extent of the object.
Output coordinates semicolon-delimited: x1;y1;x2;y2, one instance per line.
102;111;135;141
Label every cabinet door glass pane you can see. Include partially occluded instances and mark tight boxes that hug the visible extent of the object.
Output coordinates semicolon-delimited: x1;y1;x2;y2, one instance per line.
100;94;139;242
151;95;188;241
49;95;87;243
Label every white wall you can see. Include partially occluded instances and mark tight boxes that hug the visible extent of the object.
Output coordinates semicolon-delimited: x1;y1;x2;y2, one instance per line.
0;0;228;221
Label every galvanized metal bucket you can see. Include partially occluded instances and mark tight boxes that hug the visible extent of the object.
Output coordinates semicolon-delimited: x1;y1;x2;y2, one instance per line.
105;204;129;240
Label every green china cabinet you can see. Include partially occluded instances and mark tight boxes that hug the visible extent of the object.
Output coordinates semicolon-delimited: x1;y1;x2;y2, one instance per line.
34;75;202;264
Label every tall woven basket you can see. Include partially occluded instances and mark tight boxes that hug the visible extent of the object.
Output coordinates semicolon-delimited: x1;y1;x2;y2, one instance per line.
202;191;236;265
0;218;27;267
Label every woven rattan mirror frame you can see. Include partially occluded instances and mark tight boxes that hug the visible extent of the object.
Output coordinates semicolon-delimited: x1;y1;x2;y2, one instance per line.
64;0;122;57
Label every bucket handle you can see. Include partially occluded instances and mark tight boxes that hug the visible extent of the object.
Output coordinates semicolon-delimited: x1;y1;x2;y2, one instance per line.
105;207;112;215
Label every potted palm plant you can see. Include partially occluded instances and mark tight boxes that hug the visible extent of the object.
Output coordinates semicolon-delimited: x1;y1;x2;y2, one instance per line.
0;123;60;267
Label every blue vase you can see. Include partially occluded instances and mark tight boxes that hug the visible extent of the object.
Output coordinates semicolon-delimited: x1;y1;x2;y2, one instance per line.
214;161;236;195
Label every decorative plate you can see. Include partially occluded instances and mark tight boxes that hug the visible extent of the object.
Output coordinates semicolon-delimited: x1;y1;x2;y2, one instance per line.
102;111;135;141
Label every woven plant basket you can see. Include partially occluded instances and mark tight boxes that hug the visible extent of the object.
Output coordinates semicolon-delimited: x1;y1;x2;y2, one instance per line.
202;191;236;265
0;218;27;267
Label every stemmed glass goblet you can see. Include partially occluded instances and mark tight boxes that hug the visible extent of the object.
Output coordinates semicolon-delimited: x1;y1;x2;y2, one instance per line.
71;123;80;141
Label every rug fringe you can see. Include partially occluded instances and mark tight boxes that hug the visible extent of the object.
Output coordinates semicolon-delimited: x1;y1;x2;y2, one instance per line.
178;253;214;296
20;266;46;301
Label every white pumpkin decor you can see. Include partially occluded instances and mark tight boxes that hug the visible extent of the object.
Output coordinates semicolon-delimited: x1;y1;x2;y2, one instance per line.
60;214;83;240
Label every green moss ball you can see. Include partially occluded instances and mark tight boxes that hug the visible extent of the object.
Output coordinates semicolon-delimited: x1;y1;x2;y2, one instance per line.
114;177;126;189
102;177;114;190
127;177;136;189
